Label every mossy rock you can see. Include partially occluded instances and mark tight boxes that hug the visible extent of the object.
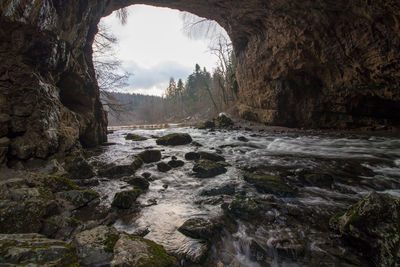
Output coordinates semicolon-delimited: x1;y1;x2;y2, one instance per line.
138;150;162;163
57;189;99;209
244;173;296;197
223;198;263;220
0;233;79;266
112;234;178;266
112;189;142;209
199;151;225;162
178;218;220;241
156;133;192;146
330;191;400;266
193;159;227;178
0;196;48;234
98;164;135;179
32;174;81;192
168;159;184;168
197;120;215;129
63;153;95;179
131;156;144;171
126;176;150;190
125;133;148;141
214;113;234;128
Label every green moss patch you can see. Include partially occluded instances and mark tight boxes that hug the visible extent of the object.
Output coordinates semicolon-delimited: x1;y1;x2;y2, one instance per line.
104;233;120;253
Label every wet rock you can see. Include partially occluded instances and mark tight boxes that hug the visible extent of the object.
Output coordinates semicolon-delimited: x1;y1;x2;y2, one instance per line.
0;137;10;164
56;189;100;209
111;234;178;266
0;192;49;233
73;226;118;266
131;156;143;171
185;152;200;160
98;164;135;179
168;159;185;168
157;162;172;172
0;114;10;137
193;159;227;178
330;191;400;266
27;174;81;192
197;120;215;129
112;189;142;209
125;133;147;141
244;173;297;197
0;233;79;266
178;218;220;241
138;150;162;163
238;136;249;142
191;141;203;147
215;113;234;128
141;172;152;179
199;151;225;162
200;184;236;196
126;176;150;190
64;153;95;179
222;198;263;220
156;133;192;146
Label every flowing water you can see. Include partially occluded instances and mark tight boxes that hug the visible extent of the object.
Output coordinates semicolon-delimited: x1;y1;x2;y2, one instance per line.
89;127;400;266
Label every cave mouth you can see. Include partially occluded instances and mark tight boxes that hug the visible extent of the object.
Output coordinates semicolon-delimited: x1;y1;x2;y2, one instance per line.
95;5;235;126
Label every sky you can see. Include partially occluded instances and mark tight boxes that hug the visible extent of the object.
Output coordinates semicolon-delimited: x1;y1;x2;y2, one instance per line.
98;5;225;96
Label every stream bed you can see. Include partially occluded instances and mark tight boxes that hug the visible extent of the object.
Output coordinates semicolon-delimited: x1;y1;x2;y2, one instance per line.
88;126;400;266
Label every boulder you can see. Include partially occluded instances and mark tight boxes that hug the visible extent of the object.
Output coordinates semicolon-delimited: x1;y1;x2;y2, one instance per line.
157;162;172;172
330;191;400;266
168;159;184;168
126;176;150;190
0;233;79;266
73;226;118;266
199;151;225;162
64;153;95;179
112;189;142;209
193;159;227;178
98;164;135;179
156;133;192;146
125;133;148;141
185;152;200;160
73;226;177;267
237;136;249;142
178;218;220;241
214;113;234;128
197;120;215;129
111;234;178;266
244;173;296;197
138;150;162;163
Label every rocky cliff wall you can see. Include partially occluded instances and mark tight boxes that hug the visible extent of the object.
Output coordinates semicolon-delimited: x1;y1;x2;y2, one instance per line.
1;0;399;165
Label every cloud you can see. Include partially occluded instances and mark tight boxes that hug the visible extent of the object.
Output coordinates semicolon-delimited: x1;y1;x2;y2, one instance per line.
122;61;193;94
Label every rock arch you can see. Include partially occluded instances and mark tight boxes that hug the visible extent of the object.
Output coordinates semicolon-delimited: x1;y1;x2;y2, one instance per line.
1;0;399;163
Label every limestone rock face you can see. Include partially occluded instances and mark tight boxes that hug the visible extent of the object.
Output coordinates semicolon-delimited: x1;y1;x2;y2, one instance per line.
1;0;399;164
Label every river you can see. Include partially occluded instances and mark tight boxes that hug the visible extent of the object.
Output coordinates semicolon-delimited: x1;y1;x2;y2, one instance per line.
88;126;400;266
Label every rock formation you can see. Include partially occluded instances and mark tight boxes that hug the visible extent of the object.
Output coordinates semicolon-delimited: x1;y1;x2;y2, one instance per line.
1;0;399;164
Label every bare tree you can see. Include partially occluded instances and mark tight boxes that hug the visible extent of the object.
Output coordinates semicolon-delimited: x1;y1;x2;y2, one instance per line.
93;21;131;119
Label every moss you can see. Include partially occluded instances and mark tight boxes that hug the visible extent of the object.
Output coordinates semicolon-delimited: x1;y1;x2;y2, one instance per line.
125;134;147;141
104;233;120;253
112;189;142;209
129;236;177;267
156;133;192;146
38;187;53;199
40;174;81;192
68;217;82;228
85;189;100;198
